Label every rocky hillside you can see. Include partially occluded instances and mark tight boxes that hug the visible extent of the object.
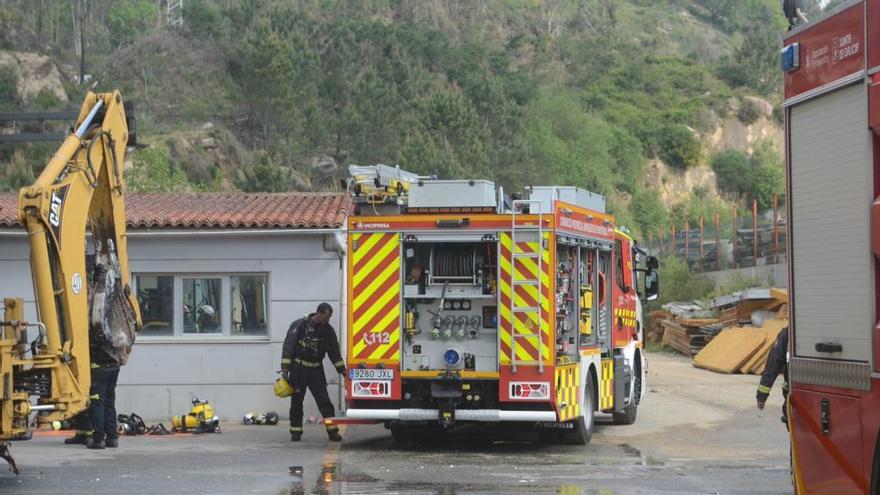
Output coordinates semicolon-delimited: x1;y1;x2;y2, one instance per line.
0;0;810;239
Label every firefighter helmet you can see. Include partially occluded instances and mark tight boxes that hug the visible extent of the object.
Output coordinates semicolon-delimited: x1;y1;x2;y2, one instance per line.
274;377;294;398
265;411;280;425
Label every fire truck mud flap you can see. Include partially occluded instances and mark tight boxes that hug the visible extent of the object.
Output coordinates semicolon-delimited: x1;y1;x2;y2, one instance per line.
344;408;557;423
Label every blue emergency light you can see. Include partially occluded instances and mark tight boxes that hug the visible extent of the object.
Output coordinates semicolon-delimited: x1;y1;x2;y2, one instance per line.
781;43;800;73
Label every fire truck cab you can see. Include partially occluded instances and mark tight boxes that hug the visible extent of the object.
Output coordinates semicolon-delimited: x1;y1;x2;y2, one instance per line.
782;1;880;492
342;165;658;443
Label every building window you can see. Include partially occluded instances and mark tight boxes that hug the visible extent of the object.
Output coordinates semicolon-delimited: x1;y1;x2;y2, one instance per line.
136;275;174;336
231;275;268;336
182;277;222;334
133;273;269;338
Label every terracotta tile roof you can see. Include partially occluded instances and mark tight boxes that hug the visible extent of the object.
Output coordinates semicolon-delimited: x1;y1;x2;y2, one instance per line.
0;192;350;230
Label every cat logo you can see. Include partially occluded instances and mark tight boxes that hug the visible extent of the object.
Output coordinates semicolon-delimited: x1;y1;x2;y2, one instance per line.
49;191;63;228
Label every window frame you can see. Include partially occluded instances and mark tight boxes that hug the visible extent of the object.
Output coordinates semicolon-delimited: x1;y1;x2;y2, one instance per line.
132;272;270;342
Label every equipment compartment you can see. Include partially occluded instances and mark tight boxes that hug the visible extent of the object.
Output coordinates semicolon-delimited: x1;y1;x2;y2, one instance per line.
401;237;499;372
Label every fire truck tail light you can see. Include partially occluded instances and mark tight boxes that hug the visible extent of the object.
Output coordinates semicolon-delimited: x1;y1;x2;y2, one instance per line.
509;382;550;400
352;381;392;398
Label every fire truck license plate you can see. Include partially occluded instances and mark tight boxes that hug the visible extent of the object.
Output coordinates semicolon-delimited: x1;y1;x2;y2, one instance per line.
349;369;394;380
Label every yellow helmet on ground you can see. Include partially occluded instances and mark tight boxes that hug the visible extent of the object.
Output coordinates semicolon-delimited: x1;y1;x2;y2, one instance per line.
274;377;294;398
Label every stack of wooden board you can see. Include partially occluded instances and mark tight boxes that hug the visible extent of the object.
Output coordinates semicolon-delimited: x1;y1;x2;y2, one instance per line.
647;310;669;343
718;307;738;327
692;319;787;374
661;319;716;356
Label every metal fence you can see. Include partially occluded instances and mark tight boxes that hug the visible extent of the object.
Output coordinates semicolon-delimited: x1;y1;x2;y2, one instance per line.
643;194;786;272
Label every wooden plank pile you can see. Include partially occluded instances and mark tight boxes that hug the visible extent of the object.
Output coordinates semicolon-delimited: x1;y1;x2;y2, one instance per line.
646;310;669;344
691;288;789;375
693;319;787;374
657;288;789;375
660;319;714;356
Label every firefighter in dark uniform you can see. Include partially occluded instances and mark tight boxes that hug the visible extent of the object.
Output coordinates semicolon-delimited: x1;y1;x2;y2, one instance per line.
281;303;345;442
86;339;122;449
756;327;789;427
62;342;121;449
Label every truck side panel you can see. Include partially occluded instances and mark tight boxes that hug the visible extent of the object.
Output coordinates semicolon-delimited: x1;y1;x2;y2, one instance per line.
789;83;873;363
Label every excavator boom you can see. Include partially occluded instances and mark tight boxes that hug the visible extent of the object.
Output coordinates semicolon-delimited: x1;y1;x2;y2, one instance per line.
0;91;141;472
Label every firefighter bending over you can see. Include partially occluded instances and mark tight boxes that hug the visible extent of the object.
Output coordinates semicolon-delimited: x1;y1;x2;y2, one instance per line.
281;303;345;442
756;327;789;427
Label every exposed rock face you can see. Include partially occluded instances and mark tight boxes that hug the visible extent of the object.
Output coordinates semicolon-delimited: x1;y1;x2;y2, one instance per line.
642;159;719;207
743;96;773;118
0;51;68;104
705;96;782;156
704;115;782;156
643;96;783;208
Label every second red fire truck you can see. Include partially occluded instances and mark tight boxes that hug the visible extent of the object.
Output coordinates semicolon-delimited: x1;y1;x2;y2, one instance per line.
782;1;880;492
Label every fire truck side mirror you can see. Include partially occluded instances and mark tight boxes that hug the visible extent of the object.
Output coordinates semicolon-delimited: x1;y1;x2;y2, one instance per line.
645;270;659;302
646;256;659;271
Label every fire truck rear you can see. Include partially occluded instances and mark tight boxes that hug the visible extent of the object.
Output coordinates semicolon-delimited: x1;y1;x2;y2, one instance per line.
341;165;659;443
781;1;880;492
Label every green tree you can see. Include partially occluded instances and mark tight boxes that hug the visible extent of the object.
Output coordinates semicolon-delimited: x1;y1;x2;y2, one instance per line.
185;0;227;38
631;189;669;238
107;0;158;47
0;151;35;192
658;125;702;169
399;89;491;180
236;26;319;155
711;150;752;195
0;65;17;111
234;152;292;192
737;99;761;125
652;256;715;307
748;141;784;209
127;148;190;193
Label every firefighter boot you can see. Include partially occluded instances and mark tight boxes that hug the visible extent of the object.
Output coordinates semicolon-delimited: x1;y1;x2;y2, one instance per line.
105;437;118;448
290;427;303;442
327;428;342;442
86;438;106;450
64;434;89;445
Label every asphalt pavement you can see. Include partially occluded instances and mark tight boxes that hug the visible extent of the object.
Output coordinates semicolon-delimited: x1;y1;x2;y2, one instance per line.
0;352;792;495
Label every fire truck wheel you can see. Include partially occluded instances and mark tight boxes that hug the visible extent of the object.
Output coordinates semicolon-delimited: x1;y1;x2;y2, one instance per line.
612;401;638;425
560;378;594;445
613;362;640;425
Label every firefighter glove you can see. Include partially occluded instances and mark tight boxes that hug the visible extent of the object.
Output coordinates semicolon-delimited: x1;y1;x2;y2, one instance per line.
335;364;346;375
756;398;766;410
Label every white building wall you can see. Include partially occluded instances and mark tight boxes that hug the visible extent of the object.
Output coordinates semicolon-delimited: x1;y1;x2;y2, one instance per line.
0;230;347;423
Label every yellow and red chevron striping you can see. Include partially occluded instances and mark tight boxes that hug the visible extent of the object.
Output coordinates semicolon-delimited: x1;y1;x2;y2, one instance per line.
555;363;580;422
498;232;554;365
349;232;401;363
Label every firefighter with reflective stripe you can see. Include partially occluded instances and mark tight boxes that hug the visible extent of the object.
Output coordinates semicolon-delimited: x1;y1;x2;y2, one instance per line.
62;350;121;449
756;327;789;426
281;303;345;442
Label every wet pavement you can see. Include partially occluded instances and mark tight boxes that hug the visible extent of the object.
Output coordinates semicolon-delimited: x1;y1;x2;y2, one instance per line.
0;353;792;494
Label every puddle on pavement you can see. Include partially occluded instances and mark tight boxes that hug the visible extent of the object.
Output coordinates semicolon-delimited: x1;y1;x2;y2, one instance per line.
617;443;665;467
285;462;620;495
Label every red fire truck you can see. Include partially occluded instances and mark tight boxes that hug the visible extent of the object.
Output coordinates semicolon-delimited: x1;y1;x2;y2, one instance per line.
341;165;659;443
782;1;880;492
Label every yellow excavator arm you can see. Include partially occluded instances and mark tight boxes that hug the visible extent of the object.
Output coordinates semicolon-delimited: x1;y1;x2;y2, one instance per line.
1;91;141;472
